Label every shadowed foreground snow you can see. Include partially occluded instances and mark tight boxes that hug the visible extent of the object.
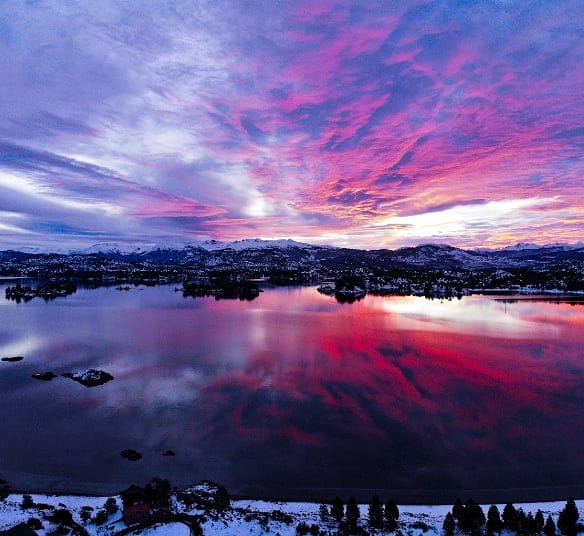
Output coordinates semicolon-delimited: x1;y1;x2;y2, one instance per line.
0;494;582;536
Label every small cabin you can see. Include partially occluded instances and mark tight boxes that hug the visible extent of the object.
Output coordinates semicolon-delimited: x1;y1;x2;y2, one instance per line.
120;485;151;524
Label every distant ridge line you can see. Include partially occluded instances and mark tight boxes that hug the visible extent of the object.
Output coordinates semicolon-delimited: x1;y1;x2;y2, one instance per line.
3;238;584;256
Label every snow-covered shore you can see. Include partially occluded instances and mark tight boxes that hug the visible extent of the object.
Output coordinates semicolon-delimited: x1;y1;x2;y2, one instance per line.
0;492;582;536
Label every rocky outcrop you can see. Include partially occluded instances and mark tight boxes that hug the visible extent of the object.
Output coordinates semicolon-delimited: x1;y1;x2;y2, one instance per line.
178;480;230;510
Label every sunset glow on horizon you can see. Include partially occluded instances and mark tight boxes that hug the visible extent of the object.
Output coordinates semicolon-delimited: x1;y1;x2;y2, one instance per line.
0;1;582;251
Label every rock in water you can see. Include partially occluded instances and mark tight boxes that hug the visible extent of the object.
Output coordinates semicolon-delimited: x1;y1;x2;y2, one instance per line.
32;372;58;381
1;356;24;362
61;369;114;387
120;449;142;461
162;450;176;456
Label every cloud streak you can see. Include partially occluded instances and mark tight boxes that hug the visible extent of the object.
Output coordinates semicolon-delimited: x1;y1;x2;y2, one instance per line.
0;0;582;249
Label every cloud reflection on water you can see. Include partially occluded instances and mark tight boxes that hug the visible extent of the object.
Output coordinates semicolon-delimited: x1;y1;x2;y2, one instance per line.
367;294;562;338
0;285;582;497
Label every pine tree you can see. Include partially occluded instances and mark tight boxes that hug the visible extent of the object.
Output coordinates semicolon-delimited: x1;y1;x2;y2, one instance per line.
104;497;118;515
453;498;464;521
346;496;360;534
503;503;519;532
527;512;537;536
296;522;310;535
94;509;108;525
80;507;92;524
543;516;556;536
517;508;528;536
444;512;456;536
369;494;384;529
385;499;400;530
459;498;485;536
52;509;74;526
215;484;230;510
145;477;172;509
21;494;34;509
487;505;503;535
557;498;579;536
535;511;545;533
331;496;344;522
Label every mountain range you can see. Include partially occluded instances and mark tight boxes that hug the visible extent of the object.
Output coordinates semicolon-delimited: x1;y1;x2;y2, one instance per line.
2;239;583;271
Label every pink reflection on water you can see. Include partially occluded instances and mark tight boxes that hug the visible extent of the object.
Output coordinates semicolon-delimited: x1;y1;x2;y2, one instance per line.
0;285;582;494
215;290;580;483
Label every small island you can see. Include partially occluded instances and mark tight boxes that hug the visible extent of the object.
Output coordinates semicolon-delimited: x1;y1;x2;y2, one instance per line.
5;282;77;303
61;369;114;387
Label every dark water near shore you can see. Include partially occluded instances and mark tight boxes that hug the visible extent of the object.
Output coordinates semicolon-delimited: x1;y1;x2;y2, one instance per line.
0;283;582;502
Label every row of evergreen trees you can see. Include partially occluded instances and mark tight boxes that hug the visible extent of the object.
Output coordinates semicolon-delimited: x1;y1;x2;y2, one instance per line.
324;496;580;535
443;498;580;536
323;495;399;533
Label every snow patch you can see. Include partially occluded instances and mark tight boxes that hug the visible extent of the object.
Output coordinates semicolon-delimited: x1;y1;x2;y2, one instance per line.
1;494;582;536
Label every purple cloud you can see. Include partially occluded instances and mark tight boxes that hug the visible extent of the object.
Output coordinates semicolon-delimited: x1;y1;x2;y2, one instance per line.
0;0;582;250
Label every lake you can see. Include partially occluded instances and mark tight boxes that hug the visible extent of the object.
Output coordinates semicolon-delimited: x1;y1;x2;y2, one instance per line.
0;283;582;502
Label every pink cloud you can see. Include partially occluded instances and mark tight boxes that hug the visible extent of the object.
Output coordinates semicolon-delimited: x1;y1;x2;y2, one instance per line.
3;1;581;249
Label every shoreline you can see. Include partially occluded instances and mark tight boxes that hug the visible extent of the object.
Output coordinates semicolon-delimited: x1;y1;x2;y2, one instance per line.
3;464;583;506
2;490;583;536
5;481;584;506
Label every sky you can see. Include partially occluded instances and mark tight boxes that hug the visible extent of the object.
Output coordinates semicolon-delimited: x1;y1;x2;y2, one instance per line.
0;0;582;251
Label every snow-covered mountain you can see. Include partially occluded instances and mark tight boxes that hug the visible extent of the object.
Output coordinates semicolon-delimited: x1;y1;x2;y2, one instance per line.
67;239;316;256
476;242;584;254
1;240;583;272
195;238;316;251
481;243;584;264
501;242;542;251
389;244;490;269
73;242;159;256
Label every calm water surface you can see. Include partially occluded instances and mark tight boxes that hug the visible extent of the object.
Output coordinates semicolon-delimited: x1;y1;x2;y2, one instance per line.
0;284;582;501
